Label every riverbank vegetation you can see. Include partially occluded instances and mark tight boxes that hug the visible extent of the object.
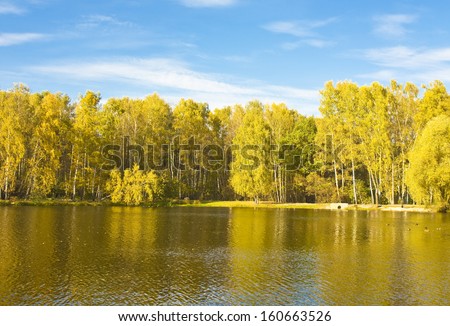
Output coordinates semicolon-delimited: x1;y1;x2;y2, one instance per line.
0;81;449;210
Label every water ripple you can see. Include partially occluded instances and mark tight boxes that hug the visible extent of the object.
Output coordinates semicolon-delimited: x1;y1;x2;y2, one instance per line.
0;207;449;305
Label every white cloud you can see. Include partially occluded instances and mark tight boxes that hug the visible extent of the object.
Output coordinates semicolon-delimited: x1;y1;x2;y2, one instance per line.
413;67;450;83
357;46;450;83
362;46;450;69
179;0;236;8
304;39;333;48
357;69;398;81
264;18;337;49
373;14;416;39
264;18;336;38
0;33;46;46
77;14;133;29
0;2;24;14
265;21;313;38
282;39;334;50
29;57;320;114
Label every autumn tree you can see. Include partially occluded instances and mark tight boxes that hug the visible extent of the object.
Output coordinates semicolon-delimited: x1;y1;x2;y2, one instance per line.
0;80;448;206
386;81;418;204
265;103;296;203
106;164;159;205
230;101;272;203
415;81;450;133
318;81;362;203
70;91;103;200
207;106;233;199
101;94;174;197
406;115;450;210
287;115;317;202
0;87;27;199
172;98;210;199
25;92;71;197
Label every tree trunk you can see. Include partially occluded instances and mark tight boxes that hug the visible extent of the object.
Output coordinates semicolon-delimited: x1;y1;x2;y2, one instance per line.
333;159;340;202
72;157;78;201
391;163;395;205
351;158;358;205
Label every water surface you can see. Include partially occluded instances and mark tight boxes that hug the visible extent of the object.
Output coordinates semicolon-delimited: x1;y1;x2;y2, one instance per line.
0;206;449;305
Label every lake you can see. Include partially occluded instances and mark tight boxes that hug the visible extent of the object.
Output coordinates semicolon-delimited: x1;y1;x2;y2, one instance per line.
0;206;449;305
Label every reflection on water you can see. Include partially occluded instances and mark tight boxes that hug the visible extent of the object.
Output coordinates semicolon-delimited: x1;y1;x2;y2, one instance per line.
0;206;449;305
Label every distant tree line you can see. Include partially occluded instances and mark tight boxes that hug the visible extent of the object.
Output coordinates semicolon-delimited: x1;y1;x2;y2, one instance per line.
0;81;449;208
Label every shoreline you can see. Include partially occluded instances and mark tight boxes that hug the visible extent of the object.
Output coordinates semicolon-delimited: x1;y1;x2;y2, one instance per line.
0;199;438;212
180;201;436;213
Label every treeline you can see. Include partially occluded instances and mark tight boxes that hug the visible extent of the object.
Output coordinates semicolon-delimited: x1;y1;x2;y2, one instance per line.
0;81;449;207
318;80;450;209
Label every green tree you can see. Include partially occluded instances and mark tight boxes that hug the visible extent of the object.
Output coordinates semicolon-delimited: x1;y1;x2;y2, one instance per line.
305;172;336;203
286;115;318;202
206;106;232;199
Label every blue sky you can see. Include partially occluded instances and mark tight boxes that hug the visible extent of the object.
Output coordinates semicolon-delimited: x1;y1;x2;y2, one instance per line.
1;0;449;115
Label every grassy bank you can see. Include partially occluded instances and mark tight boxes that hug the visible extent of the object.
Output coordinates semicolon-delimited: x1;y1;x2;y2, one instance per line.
0;199;438;212
178;200;435;212
180;201;328;209
0;199;108;206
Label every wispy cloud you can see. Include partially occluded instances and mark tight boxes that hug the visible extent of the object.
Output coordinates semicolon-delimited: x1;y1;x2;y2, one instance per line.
223;55;251;63
357;46;450;83
357;69;398;81
373;14;417;39
70;14;146;50
29;57;320;113
263;18;337;49
362;46;450;69
0;33;46;46
264;18;336;37
282;39;334;50
265;21;312;38
0;2;25;14
179;0;236;8
77;14;133;29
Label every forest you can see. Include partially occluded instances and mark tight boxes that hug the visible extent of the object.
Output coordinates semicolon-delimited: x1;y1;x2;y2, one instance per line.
0;80;449;209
